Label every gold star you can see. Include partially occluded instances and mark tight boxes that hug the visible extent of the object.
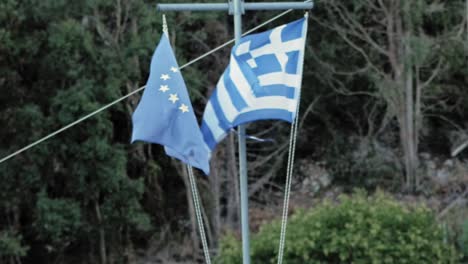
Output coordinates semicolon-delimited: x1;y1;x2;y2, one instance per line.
179;104;189;113
160;74;170;81
168;93;179;104
170;67;178;73
159;85;169;92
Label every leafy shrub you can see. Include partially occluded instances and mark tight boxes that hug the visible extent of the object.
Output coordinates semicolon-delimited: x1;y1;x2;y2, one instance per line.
216;191;458;263
0;231;28;258
35;192;82;247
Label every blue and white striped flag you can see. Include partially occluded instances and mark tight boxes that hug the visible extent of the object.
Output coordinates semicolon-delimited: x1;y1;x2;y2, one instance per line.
201;17;308;151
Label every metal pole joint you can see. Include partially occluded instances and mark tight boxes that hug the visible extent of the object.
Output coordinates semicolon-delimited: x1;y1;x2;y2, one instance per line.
228;0;245;15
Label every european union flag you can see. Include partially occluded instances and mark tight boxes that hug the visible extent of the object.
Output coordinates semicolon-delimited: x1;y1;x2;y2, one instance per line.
131;33;210;175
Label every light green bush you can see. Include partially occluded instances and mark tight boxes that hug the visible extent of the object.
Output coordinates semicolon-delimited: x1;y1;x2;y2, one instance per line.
216;191;458;263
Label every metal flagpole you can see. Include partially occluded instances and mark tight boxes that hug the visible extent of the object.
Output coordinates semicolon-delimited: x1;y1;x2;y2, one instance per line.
157;2;313;264
231;0;251;262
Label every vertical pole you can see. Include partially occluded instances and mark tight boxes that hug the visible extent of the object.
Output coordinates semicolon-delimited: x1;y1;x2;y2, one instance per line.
233;1;250;263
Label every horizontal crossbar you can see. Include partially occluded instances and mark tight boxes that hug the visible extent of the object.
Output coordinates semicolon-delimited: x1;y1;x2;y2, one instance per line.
157;2;313;12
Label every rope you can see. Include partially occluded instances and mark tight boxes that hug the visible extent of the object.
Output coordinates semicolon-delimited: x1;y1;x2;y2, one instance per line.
0;5;305;165
276;91;301;264
187;165;212;264
277;11;309;264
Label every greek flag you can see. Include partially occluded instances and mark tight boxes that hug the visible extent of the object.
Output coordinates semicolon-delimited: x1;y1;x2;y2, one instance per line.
201;17;308;151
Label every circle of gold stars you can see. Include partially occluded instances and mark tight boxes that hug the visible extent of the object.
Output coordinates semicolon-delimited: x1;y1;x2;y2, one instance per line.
159;66;189;113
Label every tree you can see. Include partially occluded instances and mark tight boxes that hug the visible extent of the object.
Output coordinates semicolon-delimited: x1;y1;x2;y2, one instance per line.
312;0;463;190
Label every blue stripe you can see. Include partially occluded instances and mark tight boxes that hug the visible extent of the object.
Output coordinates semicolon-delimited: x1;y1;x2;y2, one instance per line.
236;58;262;88
201;120;217;151
251;54;282;76
223;66;248;111
285;51;300;74
209;88;232;131
253;84;295;99
239;29;271;50
233;109;294;127
281;18;305;42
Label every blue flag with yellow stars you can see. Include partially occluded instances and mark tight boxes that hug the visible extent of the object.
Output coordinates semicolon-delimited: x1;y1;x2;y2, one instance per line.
131;33;210;175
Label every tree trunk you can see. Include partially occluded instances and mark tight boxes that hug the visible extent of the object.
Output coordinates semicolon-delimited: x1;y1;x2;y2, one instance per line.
178;162;200;257
414;63;422;188
95;201;107;264
209;154;220;247
403;1;419;192
404;33;416;190
413;22;426;190
405;61;417;191
227;134;240;230
393;0;415;190
124;226;135;264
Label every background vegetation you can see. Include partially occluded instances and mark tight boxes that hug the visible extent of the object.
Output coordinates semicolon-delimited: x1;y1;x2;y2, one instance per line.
0;0;467;263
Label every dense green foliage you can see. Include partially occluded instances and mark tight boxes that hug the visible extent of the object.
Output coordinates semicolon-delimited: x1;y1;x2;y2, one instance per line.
459;220;468;259
0;0;177;262
216;191;459;263
0;0;466;263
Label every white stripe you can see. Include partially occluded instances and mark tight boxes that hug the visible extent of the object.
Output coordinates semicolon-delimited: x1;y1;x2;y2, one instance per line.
250;38;304;58
229;55;256;106
244;96;297;113
269;26;289;71
216;74;238;123
235;41;251;56
258;72;300;88
203;102;226;143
